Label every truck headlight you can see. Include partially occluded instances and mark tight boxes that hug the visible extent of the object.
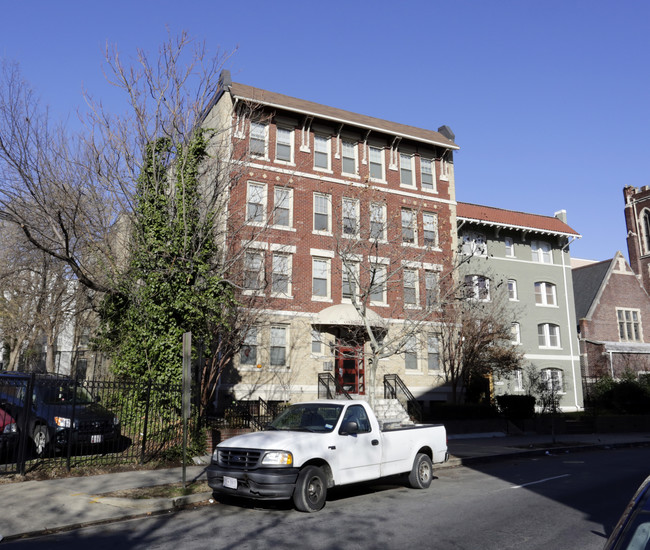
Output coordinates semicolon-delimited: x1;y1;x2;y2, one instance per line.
262;451;293;466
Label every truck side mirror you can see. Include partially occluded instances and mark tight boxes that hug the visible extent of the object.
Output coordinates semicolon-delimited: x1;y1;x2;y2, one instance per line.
340;421;359;435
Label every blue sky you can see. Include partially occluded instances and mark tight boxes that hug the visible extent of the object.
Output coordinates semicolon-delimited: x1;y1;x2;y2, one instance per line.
2;0;648;261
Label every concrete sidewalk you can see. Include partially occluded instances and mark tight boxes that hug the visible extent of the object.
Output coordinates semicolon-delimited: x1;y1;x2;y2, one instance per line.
1;432;649;541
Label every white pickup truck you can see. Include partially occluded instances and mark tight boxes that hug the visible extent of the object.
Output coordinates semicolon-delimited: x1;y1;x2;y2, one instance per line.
207;400;448;512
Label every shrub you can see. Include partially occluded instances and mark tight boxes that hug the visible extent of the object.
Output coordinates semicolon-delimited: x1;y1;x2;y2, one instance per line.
496;394;536;420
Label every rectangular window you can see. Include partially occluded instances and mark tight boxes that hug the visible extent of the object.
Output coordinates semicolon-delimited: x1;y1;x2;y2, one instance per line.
370;264;386;304
369;146;384;180
535;282;557;306
342;198;359;236
405;336;418;370
312;258;330;298
276;127;293;162
250;122;267;157
514;369;523;391
404;269;418;306
508;279;518;301
270;326;287;366
618;309;642;342
505;237;515;257
314;135;330;169
542;369;563;393
273;187;292;227
341;140;357;175
370;203;386;241
423;212;438;247
421;158;435;191
425;271;438;308
511;323;521;345
246;183;266;224
427;334;440;371
400;153;414;186
314;193;331;233
311;330;322;354
401;209;416;244
244;251;264;291
271;253;290;295
240;328;258;365
538;323;561;348
532;241;553;264
465;275;490;301
342;263;359;301
461;232;487;256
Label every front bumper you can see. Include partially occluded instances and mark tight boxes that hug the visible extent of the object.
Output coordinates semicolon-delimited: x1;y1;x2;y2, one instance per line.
207;463;300;500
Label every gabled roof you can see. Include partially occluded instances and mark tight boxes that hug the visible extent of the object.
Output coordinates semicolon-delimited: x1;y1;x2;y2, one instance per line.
572;257;613;320
226;81;459;150
456;202;581;238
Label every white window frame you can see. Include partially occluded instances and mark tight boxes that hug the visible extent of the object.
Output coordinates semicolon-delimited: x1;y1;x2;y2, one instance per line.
342;198;360;237
440;156;450;180
270;325;288;367
514;369;524;391
420;157;436;192
273;187;293;228
314;134;331;171
617;308;642;342
535;281;557;306
240;327;259;366
243;250;264;293
342;261;359;303
341;140;358;176
427;334;440;372
403;268;419;307
311;329;323;355
369;146;385;182
369;264;387;305
423;212;438;248
401;208;417;245
312;257;331;301
505;236;515;257
370;202;386;242
250;121;268;158
532;240;553;264
425;271;438;309
271;253;292;297
538;323;561;349
465;275;490;301
541;368;564;393
508;279;518;301
275;126;294;164
313;193;332;234
404;335;418;370
511;322;521;345
246;182;267;225
461;232;487;256
400;153;414;187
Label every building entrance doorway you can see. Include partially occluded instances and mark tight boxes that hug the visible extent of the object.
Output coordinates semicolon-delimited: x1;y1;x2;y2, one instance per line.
336;344;364;395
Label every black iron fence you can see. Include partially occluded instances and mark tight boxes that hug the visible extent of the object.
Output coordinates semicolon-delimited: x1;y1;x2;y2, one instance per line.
0;373;188;475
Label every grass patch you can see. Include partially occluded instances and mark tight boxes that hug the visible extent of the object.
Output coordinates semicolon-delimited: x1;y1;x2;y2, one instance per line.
102;480;210;499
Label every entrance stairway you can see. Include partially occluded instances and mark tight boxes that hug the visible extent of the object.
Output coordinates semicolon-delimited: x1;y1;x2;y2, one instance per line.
370;398;414;429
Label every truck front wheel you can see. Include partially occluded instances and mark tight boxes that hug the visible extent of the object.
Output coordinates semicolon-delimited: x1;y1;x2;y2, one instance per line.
408;453;433;489
293;466;327;512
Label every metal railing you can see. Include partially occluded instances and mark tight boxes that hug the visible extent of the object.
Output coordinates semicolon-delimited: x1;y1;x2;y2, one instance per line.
318;373;352;400
383;374;423;422
220;398;286;431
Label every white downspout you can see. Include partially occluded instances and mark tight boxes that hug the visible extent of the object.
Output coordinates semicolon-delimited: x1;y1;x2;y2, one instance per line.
561;237;580;410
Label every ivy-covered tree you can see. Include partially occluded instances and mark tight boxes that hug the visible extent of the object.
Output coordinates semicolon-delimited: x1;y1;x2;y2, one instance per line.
97;131;235;393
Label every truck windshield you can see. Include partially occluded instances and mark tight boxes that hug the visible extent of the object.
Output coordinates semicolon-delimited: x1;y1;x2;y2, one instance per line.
269;404;343;433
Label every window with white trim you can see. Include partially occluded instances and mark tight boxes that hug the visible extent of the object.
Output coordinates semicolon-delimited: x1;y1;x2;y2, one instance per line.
312;257;331;299
425;271;438;308
428;334;440;371
423;212;438;247
240;327;258;365
465;275;490;301
618;309;642;342
270;325;288;366
271;253;291;296
342;262;359;301
461;232;487;256
401;209;417;245
246;182;266;224
421;158;436;191
342;198;359;237
369;264;387;304
370;203;386;241
244;251;264;291
514;369;524;391
341;140;357;175
273;187;292;228
313;193;331;233
250;122;267;157
369;146;385;180
511;322;521;345
314;135;330;170
538;323;561;348
535;282;557;306
505;237;515;257
275;127;293;162
541;368;563;393
400;153;414;186
508;279;518;301
403;269;418;306
311;329;322;354
532;240;553;264
405;335;418;370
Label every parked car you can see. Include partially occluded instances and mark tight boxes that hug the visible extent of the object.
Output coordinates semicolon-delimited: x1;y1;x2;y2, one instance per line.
0;372;121;456
604;474;650;549
0;404;18;459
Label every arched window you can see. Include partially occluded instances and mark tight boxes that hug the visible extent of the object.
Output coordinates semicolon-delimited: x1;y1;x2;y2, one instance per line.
643;209;650;254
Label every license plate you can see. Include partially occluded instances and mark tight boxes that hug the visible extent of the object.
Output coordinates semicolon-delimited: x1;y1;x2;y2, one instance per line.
91;435;103;444
223;476;237;489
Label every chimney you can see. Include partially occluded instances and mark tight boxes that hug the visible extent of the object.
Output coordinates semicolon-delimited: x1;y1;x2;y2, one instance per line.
437;125;455;142
554;210;567;224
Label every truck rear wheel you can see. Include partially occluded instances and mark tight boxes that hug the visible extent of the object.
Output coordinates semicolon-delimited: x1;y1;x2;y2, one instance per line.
408;453;433;489
293;466;327;512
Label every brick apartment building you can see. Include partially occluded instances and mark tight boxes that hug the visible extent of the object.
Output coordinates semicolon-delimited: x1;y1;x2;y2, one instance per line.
204;71;460;408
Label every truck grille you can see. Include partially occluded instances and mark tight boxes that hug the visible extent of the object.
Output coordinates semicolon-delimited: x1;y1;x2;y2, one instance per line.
219;448;262;469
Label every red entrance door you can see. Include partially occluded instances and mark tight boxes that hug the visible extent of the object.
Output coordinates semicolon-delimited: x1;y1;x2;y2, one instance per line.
336;346;364;395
